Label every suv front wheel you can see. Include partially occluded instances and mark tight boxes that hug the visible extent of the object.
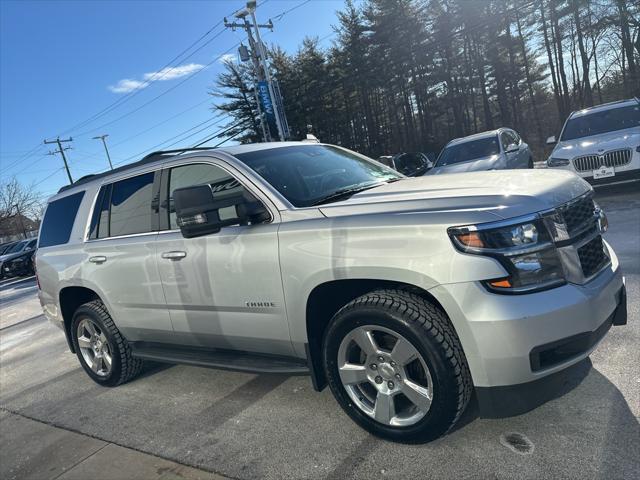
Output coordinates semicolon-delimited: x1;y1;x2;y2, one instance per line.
323;289;472;442
71;300;143;386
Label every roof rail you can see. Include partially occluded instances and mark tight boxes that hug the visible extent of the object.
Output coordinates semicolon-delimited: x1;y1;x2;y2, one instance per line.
139;147;216;162
56;147;216;194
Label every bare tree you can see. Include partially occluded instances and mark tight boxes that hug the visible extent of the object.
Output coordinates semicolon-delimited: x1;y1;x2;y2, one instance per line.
0;177;44;236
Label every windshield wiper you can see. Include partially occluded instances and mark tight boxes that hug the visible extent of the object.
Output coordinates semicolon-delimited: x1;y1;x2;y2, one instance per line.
311;182;385;206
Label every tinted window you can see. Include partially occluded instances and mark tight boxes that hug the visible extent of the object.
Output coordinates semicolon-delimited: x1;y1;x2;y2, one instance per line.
167;163;247;229
394;153;428;176
436;136;501;166
88;185;112;239
39;191;85;248
561;104;640;141
109;173;155;237
236;145;401;207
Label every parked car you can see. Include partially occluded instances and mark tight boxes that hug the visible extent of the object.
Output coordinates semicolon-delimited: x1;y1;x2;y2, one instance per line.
545;98;640;185
36;142;625;443
430;128;533;174
376;152;432;176
0;238;37;279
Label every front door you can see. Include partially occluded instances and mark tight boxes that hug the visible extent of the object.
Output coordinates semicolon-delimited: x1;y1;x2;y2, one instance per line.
154;161;293;356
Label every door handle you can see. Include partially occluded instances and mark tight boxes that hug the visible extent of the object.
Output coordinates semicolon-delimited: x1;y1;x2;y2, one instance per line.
161;251;187;260
88;256;107;264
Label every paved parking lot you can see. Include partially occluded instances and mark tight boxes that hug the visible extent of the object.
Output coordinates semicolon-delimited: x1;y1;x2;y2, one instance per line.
1;183;638;480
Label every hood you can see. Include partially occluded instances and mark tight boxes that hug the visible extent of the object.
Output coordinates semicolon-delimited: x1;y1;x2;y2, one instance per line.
429;155;503;175
319;170;591;219
551;127;640;159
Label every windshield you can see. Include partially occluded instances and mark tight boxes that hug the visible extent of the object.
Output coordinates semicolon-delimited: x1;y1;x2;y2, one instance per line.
561;104;640;141
435;136;500;167
394;153;429;176
235;145;402;207
4;241;26;254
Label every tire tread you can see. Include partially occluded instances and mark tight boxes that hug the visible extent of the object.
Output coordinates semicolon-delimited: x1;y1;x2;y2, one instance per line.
335;289;472;433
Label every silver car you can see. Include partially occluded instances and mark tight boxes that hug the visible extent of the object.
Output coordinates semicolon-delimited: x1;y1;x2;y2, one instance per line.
546;98;640;185
430;128;533;175
36;142;625;443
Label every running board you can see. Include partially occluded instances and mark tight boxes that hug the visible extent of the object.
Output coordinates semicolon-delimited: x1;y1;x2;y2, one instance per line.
130;343;310;375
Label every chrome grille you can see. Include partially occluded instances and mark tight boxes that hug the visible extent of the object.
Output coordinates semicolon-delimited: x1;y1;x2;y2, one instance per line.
572;148;631;172
577;235;608;278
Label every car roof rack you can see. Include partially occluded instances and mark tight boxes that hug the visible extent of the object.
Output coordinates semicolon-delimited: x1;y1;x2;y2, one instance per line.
57;147;216;194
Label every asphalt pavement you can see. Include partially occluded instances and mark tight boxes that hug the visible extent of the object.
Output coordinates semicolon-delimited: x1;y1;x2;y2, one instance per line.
0;182;638;480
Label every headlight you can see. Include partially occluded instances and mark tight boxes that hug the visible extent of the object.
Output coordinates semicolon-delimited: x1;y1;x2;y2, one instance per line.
449;216;566;294
547;157;570;167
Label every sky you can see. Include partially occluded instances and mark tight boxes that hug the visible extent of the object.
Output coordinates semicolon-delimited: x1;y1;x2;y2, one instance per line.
0;0;344;200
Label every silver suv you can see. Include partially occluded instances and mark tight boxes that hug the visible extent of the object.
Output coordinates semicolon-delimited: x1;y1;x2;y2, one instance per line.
546;98;640;184
430;128;533;175
36;142;626;442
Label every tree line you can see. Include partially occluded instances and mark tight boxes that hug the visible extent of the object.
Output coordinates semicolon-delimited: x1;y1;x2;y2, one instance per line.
212;0;640;159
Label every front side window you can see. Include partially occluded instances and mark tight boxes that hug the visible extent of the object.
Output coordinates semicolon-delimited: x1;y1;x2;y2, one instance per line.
167;163;248;229
436;136;501;167
39;191;85;248
561;104;640;141
235;145;401;207
109;172;155;237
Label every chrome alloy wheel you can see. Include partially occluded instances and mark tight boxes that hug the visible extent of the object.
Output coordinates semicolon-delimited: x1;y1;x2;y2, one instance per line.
337;325;433;427
76;318;113;377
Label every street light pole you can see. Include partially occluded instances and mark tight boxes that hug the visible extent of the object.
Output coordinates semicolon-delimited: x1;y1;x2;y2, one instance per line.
93;134;113;170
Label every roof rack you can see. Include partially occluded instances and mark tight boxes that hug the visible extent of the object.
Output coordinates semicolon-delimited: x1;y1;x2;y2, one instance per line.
57;147;216;194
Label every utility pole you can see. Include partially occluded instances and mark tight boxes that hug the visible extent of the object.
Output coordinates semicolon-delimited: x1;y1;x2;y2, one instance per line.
225;1;289;141
92;134;114;170
44;137;74;184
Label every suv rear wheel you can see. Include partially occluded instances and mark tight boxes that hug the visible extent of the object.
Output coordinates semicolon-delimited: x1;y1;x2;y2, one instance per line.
71;300;143;386
323;289;472;442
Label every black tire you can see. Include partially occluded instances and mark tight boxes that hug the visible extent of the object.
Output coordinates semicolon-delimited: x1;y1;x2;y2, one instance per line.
527;157;534;169
71;300;143;387
323;289;472;443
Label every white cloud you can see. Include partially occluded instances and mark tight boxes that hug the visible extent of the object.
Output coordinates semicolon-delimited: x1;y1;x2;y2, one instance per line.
142;63;205;81
108;63;206;94
219;53;236;64
108;78;145;94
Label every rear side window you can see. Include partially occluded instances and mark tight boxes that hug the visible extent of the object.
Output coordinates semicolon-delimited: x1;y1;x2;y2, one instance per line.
39;191;85;248
88;172;157;239
110;173;155;237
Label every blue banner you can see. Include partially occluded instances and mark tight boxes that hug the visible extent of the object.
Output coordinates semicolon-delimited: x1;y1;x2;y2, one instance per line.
257;81;278;140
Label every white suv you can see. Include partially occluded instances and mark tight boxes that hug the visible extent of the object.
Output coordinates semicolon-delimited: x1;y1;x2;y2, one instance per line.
546;98;640;184
36;142;626;442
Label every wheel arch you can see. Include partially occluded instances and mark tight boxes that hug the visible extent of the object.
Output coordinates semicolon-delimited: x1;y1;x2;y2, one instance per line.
59;286;102;353
305;279;451;392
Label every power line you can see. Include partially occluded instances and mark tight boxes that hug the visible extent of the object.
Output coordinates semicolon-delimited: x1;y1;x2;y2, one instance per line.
74;35;239;138
111;116;232;167
10;0;309;190
67;0;271;138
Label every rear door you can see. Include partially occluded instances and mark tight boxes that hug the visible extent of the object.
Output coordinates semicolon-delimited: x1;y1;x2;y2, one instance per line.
84;170;173;343
154;159;292;356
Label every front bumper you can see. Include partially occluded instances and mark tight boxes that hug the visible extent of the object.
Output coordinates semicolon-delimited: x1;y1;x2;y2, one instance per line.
475;285;626;417
430;245;624;392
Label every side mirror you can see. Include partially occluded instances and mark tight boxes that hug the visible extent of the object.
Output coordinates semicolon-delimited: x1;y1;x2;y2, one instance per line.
173;184;266;238
546;135;557;145
505;143;519;153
